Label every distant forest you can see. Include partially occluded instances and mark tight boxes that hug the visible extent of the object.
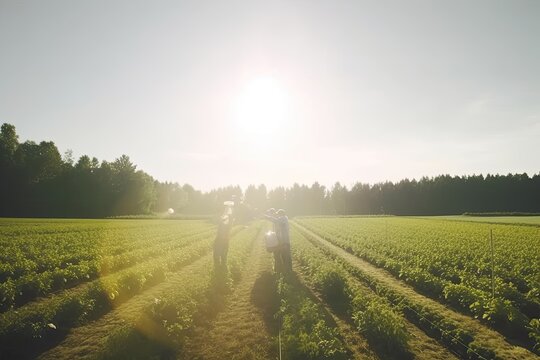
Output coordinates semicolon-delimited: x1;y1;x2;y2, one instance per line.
1;123;539;218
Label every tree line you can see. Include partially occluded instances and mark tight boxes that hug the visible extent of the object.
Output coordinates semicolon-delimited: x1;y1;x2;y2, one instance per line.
1;123;539;218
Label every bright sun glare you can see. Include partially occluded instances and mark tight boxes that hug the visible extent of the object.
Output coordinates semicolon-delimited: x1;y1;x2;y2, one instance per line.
234;76;289;143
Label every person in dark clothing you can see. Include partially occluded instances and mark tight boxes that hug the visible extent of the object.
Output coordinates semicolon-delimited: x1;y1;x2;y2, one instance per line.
264;208;281;272
214;213;232;268
264;208;292;273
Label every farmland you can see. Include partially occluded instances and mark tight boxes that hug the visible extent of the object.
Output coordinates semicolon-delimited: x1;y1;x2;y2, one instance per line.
0;217;539;359
418;216;540;226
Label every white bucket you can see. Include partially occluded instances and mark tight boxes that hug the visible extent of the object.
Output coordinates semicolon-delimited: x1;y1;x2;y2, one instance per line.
264;231;279;251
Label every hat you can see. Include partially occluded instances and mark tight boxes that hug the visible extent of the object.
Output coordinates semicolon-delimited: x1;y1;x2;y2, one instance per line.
277;209;286;215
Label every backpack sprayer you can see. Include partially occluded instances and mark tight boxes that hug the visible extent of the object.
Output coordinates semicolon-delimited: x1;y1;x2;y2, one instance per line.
223;200;234;214
264;230;279;252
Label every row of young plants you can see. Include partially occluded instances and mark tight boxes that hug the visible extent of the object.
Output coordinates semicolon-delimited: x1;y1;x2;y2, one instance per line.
93;222;263;360
300;218;539;302
296;218;539;300
0;226;224;359
290;227;411;358
0;219;212;282
296;217;540;350
0;226;217;311
293;223;523;360
276;274;348;360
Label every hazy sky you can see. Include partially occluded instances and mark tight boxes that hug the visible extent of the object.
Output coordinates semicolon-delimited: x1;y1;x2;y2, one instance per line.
1;0;539;190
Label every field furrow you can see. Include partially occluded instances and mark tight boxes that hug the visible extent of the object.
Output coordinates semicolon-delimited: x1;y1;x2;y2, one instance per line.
2;216;538;360
38;252;217;360
181;229;277;360
49;222;261;360
0;227;225;359
293;221;538;360
291;227;458;360
292;262;380;360
0;227;216;311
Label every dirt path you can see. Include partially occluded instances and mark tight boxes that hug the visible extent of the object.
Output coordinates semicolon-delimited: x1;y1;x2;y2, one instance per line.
182;239;277;360
38;252;214;360
292;222;537;360
402;316;460;360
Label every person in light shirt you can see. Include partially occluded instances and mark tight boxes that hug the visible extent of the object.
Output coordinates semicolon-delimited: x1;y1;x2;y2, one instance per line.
264;208;291;273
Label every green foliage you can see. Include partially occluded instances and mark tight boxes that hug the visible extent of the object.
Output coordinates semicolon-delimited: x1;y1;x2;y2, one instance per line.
293;223;526;357
3;123;540;218
0;279;15;310
400;267;444;296
0;123;18;151
0;219;213;308
0;212;537;360
313;266;350;306
97;326;173;360
51;296;94;327
298;217;539;344
291;228;411;357
528;318;540;354
98;223;261;357
352;301;410;355
444;283;481;310
466;341;497;360
0;220;218;358
0;123;251;218
279;280;347;360
463;212;540;217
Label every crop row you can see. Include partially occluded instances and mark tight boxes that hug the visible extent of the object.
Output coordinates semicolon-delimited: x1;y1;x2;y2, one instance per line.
0;226;217;311
96;221;347;360
93;222;263;359
0;220;212;282
291;227;413;357
296;218;539;300
0;226;223;359
293;223;526;360
276;274;348;360
296;217;540;350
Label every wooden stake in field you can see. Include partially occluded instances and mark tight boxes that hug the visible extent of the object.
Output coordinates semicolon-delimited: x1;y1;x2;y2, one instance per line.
385;218;388;241
490;229;495;299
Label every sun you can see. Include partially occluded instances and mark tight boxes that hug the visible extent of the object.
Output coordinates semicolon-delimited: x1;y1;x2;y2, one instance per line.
233;76;289;141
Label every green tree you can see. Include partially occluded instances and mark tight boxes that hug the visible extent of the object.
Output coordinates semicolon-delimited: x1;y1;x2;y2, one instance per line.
0;123;19;165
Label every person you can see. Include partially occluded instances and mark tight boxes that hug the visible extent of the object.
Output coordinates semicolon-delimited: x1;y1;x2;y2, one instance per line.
214;209;233;269
264;208;292;273
264;208;280;272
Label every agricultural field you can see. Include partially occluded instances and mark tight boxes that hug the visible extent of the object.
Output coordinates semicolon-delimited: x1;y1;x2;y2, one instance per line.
0;217;539;360
418;215;540;226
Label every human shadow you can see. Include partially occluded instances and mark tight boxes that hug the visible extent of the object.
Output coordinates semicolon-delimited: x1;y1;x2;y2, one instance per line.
250;271;281;334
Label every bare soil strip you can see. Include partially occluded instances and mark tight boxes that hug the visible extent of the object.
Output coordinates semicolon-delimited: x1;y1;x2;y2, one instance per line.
181;239;277;360
402;317;460;360
38;252;215;360
292;222;537;360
